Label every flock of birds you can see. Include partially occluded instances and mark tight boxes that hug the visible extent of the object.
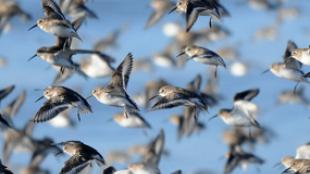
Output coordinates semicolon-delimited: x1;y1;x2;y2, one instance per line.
0;0;309;173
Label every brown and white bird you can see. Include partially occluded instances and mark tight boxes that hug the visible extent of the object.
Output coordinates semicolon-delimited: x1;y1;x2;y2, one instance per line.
92;53;139;117
149;85;208;117
145;0;175;29
212;88;261;128
112;110;151;129
33;86;92;123
169;0;230;31
281;156;310;174
57;140;105;174
28;0;81;40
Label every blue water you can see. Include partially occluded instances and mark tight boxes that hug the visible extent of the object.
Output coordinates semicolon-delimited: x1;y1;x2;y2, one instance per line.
0;0;310;173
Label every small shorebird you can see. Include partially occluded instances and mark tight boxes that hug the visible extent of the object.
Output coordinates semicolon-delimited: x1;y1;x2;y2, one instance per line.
149;85;208;117
177;45;226;77
60;0;98;20
169;0;229;31
277;87;310;108
0;0;32;33
0;85;15;102
33;86;92;123
79;53;115;79
92;53;139;117
112;110;151;129
0;159;13;174
29;46;108;76
296;143;310;160
145;0;175;29
265;40;309;91
212;88;261;128
105;130;164;174
57;140;105;174
224;148;264;174
28;0;81;40
281;156;310;174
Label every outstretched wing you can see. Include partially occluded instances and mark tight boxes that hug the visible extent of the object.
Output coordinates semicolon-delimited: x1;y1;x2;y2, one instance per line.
42;0;66;20
33;100;69;123
233;89;259;102
111;53;134;90
60;154;92;174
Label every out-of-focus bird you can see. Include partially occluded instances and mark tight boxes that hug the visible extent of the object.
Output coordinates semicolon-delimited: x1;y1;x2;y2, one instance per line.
145;0;175;29
169;0;230;31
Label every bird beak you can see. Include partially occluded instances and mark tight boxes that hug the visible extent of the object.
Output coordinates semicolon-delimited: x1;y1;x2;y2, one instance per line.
28;24;37;31
261;69;270;74
176;51;185;57
148;94;159;101
27;54;37;62
273;162;281;168
168;6;177;14
208;114;218;122
35;96;44;102
86;95;93;100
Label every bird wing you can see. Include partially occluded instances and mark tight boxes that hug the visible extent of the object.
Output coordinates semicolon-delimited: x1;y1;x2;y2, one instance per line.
283;40;302;70
0;160;13;174
2;90;26;118
186;6;201;32
42;0;66;20
60;154;92;174
151;97;186;110
33;100;70;123
145;10;165;29
233;89;259;102
111;53;133;90
0;85;15;102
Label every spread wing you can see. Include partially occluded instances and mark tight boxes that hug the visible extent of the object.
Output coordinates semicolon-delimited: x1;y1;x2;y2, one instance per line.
233;89;259;102
33;100;70;123
111;53;133;90
60;154;92;174
0;85;15;102
42;0;66;20
151;97;186;111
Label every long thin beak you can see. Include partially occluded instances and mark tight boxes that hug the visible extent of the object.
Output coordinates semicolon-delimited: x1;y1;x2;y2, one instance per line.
35;96;44;102
261;69;270;74
28;24;37;31
168;6;177;14
176;51;185;57
28;54;37;62
208;114;218;122
148;94;158;101
273;162;281;168
86;95;93;100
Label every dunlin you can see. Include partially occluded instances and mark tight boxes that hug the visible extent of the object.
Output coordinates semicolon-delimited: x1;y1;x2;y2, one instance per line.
281;156;310;174
57;140;105;173
60;0;98;20
33;86;92;123
277;87;310;107
177;45;226;77
149;85;208;117
28;0;81;40
266;40;309;91
212;88;261;128
169;0;229;31
92;53;139;117
290;46;310;66
112;110;151;129
145;0;174;29
80;53;115;79
224;148;264;174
